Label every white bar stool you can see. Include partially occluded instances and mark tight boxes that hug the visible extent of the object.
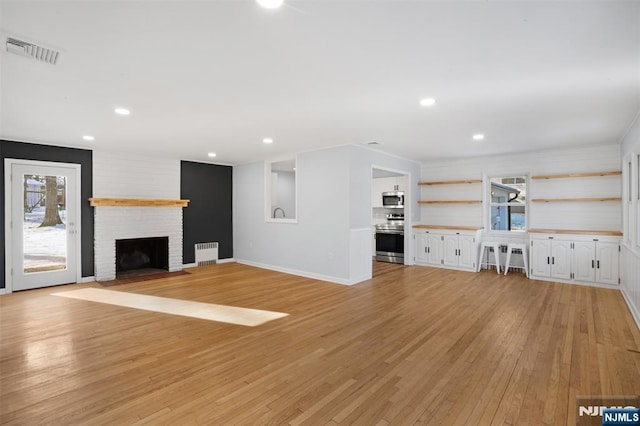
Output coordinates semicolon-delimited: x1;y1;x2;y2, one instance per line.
478;242;502;274
504;243;529;278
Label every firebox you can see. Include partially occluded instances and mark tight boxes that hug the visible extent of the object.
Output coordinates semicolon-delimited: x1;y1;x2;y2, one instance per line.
115;236;169;276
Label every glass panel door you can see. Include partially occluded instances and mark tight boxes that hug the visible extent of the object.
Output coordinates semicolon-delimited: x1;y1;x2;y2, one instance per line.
22;174;68;273
10;162;78;291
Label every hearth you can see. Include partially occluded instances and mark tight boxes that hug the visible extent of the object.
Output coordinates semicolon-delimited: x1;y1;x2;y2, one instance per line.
115;236;169;277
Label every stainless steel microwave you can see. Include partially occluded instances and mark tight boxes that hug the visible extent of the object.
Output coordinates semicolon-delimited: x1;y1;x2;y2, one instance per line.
382;191;404;208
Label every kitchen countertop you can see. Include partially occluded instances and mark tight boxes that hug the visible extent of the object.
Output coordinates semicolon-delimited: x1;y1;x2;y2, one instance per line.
413;225;484;231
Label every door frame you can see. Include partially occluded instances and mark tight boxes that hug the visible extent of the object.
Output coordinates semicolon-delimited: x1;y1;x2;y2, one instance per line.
4;159;82;294
371;165;412;266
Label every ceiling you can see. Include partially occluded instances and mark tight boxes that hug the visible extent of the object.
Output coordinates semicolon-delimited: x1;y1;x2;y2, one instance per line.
1;1;639;165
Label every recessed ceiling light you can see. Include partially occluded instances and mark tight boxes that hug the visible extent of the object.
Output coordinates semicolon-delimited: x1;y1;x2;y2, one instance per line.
114;107;130;116
263;138;274;144
208;152;217;158
82;135;95;141
257;0;283;9
473;133;485;141
367;141;380;145
419;98;436;107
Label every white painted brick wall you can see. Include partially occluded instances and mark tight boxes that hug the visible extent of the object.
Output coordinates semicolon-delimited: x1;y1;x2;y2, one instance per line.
93;150;180;198
92;150;183;281
94;207;183;281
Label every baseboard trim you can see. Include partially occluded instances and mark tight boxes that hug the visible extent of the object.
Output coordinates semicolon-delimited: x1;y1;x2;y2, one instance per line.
0;288;6;295
236;259;355;286
79;276;95;283
182;263;197;269
621;285;640;331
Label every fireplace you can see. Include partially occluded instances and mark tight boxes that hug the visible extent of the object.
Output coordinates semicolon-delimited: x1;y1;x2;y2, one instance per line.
116;236;169;277
93;205;184;281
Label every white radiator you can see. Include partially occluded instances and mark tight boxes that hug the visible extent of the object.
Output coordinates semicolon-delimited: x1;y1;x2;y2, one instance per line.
195;242;219;266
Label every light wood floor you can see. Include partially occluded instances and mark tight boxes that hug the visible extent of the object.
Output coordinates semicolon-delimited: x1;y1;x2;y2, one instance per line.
1;262;639;425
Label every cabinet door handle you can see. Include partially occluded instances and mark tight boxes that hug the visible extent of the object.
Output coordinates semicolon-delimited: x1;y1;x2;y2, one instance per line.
547;256;550;264
426;247;429;254
597;260;600;269
552;257;555;265
592;260;595;268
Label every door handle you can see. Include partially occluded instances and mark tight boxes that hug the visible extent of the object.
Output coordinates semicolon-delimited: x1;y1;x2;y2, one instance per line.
592;260;595;268
547;256;550;264
552;257;555;265
597;260;600;269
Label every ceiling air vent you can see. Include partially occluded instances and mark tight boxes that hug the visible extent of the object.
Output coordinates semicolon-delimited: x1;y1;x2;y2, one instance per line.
6;37;60;65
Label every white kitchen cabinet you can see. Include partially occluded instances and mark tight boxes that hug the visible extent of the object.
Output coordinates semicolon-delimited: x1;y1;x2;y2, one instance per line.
529;232;620;287
458;236;476;269
530;239;571;280
595;242;619;285
426;233;443;265
415;232;429;264
573;242;596;282
414;227;480;272
414;232;443;266
573;241;619;285
443;235;475;269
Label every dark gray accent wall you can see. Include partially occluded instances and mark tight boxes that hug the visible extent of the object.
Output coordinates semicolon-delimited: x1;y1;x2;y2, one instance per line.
0;140;94;287
181;161;233;262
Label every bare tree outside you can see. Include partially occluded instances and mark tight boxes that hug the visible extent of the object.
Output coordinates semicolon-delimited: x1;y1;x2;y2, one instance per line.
39;176;63;227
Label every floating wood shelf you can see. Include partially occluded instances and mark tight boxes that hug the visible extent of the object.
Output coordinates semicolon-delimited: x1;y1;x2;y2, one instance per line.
529;229;622;236
531;171;621;180
89;198;190;207
413;225;484;230
419;179;482;186
531;197;621;203
418;200;482;204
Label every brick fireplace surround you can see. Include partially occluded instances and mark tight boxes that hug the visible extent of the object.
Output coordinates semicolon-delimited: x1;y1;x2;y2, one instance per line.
92;199;187;281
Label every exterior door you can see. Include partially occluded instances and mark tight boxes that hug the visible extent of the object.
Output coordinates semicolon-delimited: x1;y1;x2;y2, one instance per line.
7;161;80;291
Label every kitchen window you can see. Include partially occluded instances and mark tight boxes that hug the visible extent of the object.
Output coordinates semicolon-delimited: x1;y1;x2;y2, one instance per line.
487;175;527;232
265;158;298;223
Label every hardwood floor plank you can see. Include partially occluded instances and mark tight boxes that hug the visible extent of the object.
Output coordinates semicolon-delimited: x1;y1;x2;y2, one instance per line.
1;262;639;424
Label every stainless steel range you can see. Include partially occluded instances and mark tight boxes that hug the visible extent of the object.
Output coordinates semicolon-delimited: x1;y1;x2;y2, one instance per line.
375;213;404;264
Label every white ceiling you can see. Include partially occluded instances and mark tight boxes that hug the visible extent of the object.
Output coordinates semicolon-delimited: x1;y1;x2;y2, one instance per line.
1;1;639;165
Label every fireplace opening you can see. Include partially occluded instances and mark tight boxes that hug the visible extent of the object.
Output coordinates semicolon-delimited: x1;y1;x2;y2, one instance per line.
115;236;169;277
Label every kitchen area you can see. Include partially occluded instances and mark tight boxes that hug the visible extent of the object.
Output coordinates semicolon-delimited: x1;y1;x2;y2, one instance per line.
372;169;408;265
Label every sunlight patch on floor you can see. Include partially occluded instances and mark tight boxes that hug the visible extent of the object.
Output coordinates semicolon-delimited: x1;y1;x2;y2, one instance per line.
51;288;289;326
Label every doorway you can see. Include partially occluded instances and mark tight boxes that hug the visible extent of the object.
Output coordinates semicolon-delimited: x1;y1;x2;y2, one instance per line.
5;160;81;292
371;166;410;277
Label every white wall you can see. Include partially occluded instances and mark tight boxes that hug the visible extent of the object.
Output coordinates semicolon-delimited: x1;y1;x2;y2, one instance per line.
620;114;640;329
234;146;352;283
233;145;420;285
420;144;622;245
93;150;180;198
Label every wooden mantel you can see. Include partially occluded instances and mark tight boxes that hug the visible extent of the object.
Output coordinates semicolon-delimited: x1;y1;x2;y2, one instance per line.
89;198;190;207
